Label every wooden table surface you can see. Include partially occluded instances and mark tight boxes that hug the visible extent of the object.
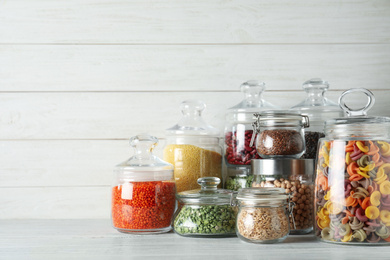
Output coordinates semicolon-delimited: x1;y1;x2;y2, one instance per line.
1;219;389;260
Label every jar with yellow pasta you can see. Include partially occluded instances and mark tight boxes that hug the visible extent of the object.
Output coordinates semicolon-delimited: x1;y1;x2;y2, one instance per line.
315;88;390;245
164;100;222;192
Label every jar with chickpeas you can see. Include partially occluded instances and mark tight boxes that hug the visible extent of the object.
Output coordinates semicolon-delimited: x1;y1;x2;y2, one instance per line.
251;159;315;234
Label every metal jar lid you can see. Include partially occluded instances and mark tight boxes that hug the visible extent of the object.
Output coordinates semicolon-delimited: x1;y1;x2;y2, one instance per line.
251;159;314;177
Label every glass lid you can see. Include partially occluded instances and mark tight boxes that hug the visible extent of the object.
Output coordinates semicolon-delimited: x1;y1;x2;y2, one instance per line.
325;88;390;137
226;80;279;123
115;134;173;181
252;110;310;128
166;100;220;136
176;177;234;205
236;187;288;203
290;78;344;121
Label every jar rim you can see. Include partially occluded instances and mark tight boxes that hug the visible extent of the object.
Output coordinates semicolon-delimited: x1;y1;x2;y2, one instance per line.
236;187;288;202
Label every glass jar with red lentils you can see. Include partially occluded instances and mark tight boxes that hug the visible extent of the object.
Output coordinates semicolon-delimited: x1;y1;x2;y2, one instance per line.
224;81;278;187
111;134;176;234
251;159;315;235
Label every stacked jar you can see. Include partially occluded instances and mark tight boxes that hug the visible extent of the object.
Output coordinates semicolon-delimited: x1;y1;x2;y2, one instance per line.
163;100;222;193
315;88;390;245
290;78;344;159
224;81;278;191
111;134;176;234
251;159;315;234
249;111;316;236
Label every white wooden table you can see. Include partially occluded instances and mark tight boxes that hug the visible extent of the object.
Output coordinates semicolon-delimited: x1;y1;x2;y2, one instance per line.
0;220;388;259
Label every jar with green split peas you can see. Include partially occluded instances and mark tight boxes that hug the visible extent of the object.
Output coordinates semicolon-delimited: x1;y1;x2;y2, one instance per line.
315;88;390;245
225;166;254;191
251;111;310;159
163;100;222;193
290;78;344;159
173;177;236;237
111;134;176;234
251;159;315;235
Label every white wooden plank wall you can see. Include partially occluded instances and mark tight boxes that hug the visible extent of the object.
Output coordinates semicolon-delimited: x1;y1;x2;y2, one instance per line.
0;0;389;219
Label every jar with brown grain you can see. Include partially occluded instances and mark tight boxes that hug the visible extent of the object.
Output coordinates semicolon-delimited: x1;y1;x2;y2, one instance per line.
251;111;310;159
251;159;315;235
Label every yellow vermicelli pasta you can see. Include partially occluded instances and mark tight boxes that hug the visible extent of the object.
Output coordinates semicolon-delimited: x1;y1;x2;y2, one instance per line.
163;144;222;192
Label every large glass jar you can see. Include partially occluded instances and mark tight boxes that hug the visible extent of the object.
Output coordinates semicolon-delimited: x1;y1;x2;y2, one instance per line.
251;111;310;159
173;177;236;237
315;88;390;245
163;100;222;193
111;134;176;234
290;78;344;159
224;81;278;175
235;187;293;243
251;159;315;234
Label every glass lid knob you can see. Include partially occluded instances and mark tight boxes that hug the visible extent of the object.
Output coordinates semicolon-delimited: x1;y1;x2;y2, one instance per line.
338;88;375;117
197;177;220;191
129;134;158;162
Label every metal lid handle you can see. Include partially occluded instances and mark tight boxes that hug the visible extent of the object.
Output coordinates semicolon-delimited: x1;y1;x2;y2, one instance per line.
338;88;375;117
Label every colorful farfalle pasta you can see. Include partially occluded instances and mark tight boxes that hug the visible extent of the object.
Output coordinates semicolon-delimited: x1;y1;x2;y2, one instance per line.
315;139;390;244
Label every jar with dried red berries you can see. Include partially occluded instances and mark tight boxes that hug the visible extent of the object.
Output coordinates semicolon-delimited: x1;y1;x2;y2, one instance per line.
251;111;310;159
224;81;278;171
111;134;176;234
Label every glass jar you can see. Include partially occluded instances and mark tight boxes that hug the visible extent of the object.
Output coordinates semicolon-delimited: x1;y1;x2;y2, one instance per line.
315;88;390;245
235;187;293;243
225;167;254;191
290;78;344;159
251;111;310;159
111;134;176;234
173;177;236;237
163;100;222;193
224;81;278;168
251;159;315;234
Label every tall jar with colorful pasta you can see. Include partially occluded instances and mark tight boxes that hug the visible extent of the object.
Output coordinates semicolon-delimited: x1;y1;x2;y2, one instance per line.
163;100;222;193
111;134;176;234
315;88;390;245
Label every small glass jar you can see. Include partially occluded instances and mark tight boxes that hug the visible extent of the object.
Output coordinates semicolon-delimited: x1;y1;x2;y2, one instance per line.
111;134;176;234
163;100;222;193
251;159;315;234
315;88;390;245
235;187;293;243
173;177;236;237
290;78;344;159
251;111;310;159
225;167;254;191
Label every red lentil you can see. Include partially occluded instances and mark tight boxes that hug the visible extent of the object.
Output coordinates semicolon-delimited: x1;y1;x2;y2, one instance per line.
111;181;176;230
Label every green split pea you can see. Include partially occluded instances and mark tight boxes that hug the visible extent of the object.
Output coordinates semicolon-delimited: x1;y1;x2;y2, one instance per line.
174;205;236;236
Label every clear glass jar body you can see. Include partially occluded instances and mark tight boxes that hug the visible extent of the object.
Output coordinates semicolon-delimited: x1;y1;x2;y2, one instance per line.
236;202;290;243
164;136;222;192
173;203;236;237
252;172;314;234
111;176;176;234
255;126;306;159
315;137;390;245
